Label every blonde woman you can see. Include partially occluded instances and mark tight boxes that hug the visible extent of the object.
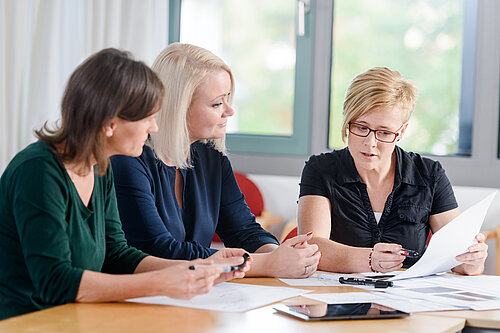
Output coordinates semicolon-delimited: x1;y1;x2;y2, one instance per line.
0;49;248;320
111;43;321;278
298;67;487;275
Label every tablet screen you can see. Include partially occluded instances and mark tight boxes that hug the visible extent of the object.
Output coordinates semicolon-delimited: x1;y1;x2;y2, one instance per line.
273;303;410;321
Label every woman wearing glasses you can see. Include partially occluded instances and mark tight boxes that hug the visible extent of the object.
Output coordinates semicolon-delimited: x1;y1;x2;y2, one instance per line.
297;67;488;275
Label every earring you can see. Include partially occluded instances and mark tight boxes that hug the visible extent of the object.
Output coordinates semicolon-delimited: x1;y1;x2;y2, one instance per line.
106;130;113;137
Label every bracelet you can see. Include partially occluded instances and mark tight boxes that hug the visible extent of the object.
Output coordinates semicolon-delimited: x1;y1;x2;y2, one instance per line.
368;248;377;273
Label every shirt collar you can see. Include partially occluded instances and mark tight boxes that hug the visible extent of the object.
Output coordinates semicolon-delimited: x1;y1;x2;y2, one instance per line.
338;146;427;187
337;147;363;184
394;146;427;187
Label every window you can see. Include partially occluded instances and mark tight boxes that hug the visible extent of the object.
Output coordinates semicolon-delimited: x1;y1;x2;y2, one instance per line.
180;0;296;136
171;0;314;155
329;0;466;156
171;0;500;188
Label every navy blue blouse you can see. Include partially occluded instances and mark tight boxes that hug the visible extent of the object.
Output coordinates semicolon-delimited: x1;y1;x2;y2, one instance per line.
110;142;278;260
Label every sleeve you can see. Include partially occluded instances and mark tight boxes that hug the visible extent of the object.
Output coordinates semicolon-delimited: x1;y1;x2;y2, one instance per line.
430;161;458;215
215;156;279;252
11;160;84;305
101;167;149;274
111;155;216;260
299;156;329;198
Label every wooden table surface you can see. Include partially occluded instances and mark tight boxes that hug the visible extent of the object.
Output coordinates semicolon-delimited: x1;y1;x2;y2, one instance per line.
0;277;494;333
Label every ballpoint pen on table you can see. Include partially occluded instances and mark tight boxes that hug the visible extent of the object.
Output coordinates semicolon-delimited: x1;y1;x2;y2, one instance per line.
339;277;393;288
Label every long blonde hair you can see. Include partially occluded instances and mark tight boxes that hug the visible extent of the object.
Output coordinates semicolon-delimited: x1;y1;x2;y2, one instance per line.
341;67;417;142
150;43;234;169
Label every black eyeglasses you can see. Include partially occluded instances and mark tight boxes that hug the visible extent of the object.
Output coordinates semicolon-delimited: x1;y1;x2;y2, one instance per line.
348;122;404;143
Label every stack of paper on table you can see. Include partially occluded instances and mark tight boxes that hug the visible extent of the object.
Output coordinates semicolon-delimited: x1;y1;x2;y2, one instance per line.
282;193;500;312
126;282;310;312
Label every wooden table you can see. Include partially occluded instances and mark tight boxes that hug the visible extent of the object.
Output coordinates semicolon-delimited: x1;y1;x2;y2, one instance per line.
0;277;491;333
425;309;500;330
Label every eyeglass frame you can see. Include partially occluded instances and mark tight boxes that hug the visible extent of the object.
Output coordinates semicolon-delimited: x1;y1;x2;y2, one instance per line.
348;122;405;143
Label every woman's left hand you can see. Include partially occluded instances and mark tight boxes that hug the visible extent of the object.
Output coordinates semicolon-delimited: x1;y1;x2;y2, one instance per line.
265;234;321;278
208;248;252;283
453;233;488;275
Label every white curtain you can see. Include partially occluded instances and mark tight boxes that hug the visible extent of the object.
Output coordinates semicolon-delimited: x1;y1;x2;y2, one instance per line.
0;0;169;172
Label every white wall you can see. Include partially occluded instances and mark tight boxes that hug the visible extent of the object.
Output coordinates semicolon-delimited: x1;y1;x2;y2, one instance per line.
248;174;499;275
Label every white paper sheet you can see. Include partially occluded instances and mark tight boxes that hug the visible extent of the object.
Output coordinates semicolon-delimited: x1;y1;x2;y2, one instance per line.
303;291;465;312
386;273;500;311
126;282;310;312
303;292;386;304
279;272;343;286
391;192;497;281
279;271;379;287
374;296;466;312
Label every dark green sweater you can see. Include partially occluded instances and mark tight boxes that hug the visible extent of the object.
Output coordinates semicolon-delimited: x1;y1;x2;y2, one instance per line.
0;142;148;319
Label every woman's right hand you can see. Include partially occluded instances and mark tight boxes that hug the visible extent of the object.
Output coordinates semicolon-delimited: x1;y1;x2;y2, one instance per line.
208;248;252;283
370;243;405;273
153;259;223;300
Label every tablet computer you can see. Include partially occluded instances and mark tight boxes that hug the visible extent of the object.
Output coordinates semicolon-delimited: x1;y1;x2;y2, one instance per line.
273;303;410;321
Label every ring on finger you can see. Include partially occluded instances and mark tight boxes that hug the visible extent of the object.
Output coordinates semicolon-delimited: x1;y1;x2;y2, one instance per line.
304;265;309;275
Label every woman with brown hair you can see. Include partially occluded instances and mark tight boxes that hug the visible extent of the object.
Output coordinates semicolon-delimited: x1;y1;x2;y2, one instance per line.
0;48;248;320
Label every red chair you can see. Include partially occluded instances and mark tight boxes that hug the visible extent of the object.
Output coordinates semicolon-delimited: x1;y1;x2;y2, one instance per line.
212;171;283;244
282;226;298;242
234;171;264;217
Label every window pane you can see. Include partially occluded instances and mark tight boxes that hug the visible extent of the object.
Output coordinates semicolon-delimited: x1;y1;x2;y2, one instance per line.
180;0;296;136
329;0;463;155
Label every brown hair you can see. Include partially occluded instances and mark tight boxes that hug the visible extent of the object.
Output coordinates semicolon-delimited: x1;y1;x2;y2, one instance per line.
341;67;417;142
36;48;164;175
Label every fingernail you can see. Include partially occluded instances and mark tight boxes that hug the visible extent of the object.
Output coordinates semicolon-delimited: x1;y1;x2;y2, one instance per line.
306;231;313;236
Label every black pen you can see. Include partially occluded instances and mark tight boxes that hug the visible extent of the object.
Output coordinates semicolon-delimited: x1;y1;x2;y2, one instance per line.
339;277;393;288
399;248;420;258
189;253;250;272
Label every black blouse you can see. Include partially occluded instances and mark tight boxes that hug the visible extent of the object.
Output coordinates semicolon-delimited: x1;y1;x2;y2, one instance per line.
299;146;458;267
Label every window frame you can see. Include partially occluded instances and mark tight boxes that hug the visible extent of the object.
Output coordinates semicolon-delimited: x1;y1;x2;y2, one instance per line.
170;0;500;188
169;0;315;156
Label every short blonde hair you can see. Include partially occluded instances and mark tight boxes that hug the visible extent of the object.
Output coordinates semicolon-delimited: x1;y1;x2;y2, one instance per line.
150;43;234;168
341;67;417;142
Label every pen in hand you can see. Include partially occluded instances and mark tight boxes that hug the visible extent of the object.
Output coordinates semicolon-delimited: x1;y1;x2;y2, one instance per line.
189;263;234;273
398;248;420;258
189;253;250;273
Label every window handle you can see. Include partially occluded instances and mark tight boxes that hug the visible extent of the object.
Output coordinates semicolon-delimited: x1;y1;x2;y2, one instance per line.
297;0;311;36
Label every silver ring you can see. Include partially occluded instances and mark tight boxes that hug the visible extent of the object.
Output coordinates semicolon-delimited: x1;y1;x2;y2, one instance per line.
304;265;309;275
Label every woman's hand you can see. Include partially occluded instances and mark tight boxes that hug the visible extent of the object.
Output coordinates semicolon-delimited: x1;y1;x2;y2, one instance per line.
153;260;223;300
265;233;321;278
453;233;488;275
370;243;406;273
208;248;252;283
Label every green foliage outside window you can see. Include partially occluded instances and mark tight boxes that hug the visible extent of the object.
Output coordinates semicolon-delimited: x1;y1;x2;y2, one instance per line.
329;0;463;155
181;0;296;136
